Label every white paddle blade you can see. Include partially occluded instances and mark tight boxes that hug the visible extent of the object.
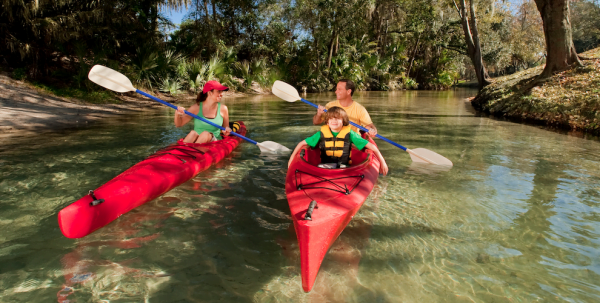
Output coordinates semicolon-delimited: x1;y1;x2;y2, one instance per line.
407;162;452;175
257;141;291;153
272;80;301;102
407;148;453;166
88;65;136;93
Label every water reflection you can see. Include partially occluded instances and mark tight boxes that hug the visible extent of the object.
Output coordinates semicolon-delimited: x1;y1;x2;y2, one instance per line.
1;89;599;302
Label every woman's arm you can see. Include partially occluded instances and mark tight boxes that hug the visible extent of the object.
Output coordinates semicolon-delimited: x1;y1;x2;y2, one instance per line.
220;104;231;136
364;142;388;175
288;140;308;168
175;104;198;127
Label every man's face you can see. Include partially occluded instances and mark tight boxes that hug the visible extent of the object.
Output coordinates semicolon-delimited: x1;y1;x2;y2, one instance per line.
335;82;350;100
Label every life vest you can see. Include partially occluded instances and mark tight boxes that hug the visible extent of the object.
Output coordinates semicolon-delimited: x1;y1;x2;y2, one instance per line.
231;122;241;133
318;125;352;165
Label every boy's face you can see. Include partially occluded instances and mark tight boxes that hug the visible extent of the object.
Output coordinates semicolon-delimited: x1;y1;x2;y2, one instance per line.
328;117;343;132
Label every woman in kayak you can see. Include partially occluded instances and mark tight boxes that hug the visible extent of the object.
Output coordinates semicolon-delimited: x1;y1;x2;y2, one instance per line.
175;80;232;143
289;106;389;175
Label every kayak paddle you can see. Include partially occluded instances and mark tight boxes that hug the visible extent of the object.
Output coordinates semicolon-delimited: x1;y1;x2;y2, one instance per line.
88;65;290;153
272;80;452;166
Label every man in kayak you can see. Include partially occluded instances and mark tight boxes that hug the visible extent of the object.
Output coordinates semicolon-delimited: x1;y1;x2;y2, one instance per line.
290;106;388;175
175;80;232;143
312;79;377;137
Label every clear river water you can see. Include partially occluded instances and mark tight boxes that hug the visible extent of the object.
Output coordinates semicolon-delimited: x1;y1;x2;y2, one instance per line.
1;89;599;302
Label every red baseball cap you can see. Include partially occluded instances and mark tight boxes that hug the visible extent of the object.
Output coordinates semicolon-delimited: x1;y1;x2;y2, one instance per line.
202;80;229;93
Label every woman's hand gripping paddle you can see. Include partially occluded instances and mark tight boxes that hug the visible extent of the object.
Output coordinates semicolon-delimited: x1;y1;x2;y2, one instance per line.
88;65;289;153
272;80;452;166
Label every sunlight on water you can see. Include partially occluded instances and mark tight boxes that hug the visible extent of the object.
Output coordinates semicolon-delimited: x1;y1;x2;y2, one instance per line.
1;89;599;302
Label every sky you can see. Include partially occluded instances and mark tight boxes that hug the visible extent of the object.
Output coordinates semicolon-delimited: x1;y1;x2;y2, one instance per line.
165;7;190;26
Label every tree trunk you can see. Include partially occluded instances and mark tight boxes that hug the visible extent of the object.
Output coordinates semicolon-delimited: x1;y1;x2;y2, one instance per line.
310;27;321;70
327;30;337;69
151;3;158;33
203;0;212;53
407;32;421;78
381;19;388;56
212;0;217;24
455;0;491;89
212;0;219;36
534;0;582;78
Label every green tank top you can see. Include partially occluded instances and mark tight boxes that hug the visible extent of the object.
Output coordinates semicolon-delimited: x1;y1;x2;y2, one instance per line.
194;102;223;140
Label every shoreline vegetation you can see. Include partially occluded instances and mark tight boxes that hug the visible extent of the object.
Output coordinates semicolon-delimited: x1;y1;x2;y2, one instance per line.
471;47;600;137
3;0;600;139
3;44;600;140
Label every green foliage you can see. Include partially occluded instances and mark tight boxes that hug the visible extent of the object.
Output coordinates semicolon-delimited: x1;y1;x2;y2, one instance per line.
12;68;26;80
129;47;159;88
0;0;563;97
571;0;600;52
160;77;182;95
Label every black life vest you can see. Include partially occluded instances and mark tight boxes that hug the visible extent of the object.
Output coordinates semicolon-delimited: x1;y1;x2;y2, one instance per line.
318;125;352;165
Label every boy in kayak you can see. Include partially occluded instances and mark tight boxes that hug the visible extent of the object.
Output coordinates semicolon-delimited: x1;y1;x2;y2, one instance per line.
312;79;377;137
290;106;388;175
175;80;232;143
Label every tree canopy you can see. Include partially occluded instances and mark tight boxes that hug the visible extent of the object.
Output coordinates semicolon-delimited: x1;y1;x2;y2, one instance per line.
1;0;598;93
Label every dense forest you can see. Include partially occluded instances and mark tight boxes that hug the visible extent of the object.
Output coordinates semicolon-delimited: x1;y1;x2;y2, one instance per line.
1;0;599;95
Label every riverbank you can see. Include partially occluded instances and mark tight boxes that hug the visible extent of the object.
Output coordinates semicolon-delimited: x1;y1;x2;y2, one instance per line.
0;74;243;140
471;47;600;136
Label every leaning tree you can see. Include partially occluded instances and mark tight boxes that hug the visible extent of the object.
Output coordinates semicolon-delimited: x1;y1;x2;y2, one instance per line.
534;0;583;78
453;0;492;89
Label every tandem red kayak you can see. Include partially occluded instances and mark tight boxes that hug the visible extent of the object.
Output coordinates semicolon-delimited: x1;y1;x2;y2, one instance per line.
58;121;246;239
285;134;380;292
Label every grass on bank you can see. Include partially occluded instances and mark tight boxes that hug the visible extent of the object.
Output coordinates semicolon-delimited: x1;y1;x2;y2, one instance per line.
472;47;600;135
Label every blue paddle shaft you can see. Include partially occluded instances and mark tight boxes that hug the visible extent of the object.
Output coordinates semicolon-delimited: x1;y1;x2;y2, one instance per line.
301;98;407;151
136;90;258;145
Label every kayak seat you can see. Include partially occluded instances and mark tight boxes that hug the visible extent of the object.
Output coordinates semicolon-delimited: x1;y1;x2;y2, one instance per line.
302;147;322;166
303;146;369;168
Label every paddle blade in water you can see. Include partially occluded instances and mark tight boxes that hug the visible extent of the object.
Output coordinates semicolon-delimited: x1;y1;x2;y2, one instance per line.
257;141;291;153
407;162;452;175
88;65;136;93
407;148;453;166
272;80;301;102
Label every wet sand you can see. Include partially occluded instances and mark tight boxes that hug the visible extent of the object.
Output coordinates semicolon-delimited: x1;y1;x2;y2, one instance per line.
0;74;170;140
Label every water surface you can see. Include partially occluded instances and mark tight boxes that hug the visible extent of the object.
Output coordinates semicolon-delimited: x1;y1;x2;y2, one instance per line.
1;89;599;302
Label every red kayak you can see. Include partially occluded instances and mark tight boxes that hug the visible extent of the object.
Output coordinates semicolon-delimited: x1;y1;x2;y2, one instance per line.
285;135;380;292
58;122;246;239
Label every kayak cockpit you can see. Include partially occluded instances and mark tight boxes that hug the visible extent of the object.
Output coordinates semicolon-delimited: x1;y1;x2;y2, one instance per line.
300;145;371;169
